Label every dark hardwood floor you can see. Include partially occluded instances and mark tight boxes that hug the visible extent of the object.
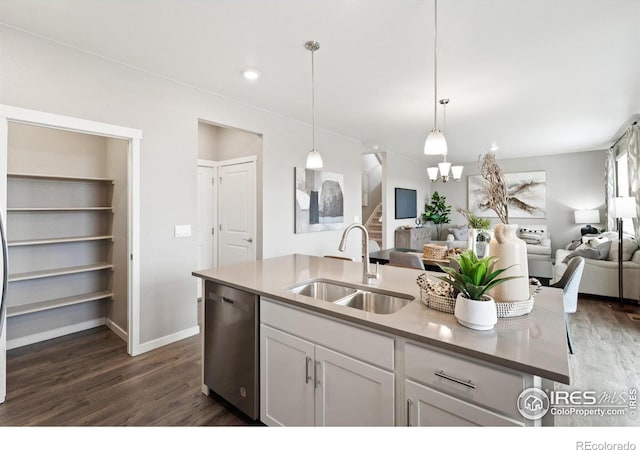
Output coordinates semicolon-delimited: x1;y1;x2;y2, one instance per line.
557;295;640;426
0;327;253;426
0;294;637;427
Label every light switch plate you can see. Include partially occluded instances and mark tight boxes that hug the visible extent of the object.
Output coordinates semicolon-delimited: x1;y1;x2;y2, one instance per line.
174;224;192;238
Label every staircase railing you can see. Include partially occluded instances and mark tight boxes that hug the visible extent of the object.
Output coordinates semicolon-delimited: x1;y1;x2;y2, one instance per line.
365;202;382;228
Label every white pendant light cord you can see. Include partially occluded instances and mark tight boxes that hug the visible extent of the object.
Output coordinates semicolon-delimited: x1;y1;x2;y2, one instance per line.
433;0;439;131
311;45;316;151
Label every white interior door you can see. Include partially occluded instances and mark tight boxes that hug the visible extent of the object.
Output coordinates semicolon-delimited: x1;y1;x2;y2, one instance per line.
196;164;216;298
218;160;256;266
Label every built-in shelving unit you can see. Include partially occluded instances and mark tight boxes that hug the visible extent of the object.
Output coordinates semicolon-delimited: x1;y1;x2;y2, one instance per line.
8;262;114;282
8;235;113;247
5;170;116;344
7;291;114;318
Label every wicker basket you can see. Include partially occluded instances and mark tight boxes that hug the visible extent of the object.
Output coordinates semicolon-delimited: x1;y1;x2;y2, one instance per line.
422;290;456;313
494;279;541;318
423;244;448;259
416;273;456;314
496;298;535;318
417;274;541;317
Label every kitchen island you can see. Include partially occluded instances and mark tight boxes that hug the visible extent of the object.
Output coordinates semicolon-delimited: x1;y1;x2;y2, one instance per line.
193;254;570;427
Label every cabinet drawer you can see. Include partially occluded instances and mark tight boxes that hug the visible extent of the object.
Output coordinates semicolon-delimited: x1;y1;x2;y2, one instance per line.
405;342;525;418
261;298;394;370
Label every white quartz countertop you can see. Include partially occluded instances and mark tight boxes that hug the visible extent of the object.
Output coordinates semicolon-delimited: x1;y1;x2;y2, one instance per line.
193;254;570;384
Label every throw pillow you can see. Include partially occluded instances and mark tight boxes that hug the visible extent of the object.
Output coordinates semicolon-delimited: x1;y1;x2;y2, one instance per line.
519;227;544;245
562;241;611;263
606;236;639;262
566;239;582;251
448;224;468;241
583;236;607;247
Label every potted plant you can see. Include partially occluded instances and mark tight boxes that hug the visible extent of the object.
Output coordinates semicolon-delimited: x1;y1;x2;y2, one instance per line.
422;191;451;240
438;250;521;330
457;207;492;258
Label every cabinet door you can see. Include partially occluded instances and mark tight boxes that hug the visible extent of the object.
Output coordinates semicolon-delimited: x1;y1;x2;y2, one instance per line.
315;345;394;426
405;380;523;427
260;325;315;426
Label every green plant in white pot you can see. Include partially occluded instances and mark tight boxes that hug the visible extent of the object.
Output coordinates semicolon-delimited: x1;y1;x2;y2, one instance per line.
438;250;521;330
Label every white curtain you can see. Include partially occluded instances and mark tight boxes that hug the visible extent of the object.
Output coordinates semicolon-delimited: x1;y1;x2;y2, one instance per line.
605;147;616;232
627;125;640;240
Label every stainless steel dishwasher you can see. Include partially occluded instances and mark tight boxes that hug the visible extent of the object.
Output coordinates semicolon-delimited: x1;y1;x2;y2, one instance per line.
204;280;259;420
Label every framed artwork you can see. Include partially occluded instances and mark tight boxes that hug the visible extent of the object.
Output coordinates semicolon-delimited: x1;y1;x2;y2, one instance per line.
468;171;547;218
295;167;344;233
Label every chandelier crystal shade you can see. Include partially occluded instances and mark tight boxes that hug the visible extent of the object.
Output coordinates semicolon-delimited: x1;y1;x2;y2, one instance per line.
304;40;323;169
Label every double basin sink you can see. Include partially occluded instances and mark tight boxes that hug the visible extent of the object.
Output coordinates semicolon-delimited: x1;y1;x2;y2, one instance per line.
286;279;413;315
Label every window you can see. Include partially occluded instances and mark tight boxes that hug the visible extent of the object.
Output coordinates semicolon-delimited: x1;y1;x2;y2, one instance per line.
616;151;633;234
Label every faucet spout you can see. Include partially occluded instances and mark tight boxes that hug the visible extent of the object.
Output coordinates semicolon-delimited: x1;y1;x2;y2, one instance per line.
338;223;380;284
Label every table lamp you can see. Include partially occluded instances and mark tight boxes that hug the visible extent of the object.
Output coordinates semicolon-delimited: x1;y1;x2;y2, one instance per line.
613;197;637;309
574;209;600;236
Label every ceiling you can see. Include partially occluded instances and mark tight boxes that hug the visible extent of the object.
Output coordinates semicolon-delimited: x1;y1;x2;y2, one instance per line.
1;0;639;163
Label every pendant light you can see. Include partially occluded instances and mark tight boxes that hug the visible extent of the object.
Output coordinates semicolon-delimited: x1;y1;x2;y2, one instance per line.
305;40;323;169
424;0;447;155
427;99;463;182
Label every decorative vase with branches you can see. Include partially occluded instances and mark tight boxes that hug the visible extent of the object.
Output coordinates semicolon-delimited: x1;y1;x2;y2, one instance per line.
422;191;451;240
478;153;530;301
479;152;509;224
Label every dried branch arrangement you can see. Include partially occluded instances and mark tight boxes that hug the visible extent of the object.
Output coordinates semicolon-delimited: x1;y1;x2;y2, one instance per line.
479;153;509;224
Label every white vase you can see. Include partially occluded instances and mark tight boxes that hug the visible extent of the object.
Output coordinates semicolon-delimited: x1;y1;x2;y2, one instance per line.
488;223;530;302
454;294;497;331
468;228;492;258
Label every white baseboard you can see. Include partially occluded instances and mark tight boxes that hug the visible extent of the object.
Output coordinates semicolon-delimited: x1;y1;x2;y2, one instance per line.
6;318;106;350
132;325;200;356
105;319;128;343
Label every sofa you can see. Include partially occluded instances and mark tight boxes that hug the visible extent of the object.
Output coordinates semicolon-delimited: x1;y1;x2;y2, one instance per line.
553;231;640;301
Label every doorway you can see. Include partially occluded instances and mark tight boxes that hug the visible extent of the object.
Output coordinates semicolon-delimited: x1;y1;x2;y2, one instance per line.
0;105;142;403
195;121;261;299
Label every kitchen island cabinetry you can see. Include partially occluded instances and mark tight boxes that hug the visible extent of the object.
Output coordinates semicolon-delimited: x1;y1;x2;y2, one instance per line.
193;254;570;427
260;298;395;427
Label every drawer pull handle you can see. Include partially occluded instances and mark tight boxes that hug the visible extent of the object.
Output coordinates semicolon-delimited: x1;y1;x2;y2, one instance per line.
434;370;476;389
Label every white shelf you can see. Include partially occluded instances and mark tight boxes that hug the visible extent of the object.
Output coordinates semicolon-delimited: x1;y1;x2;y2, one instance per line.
7;172;113;183
7;207;113;212
8;262;114;282
6;291;114;318
8;235;113;247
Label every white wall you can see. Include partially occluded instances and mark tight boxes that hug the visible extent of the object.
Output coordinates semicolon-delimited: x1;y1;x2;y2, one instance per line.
432;150;607;254
381;151;430;248
0;26;364;346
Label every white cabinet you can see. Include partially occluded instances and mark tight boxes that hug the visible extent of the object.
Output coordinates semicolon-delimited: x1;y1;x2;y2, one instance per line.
405;380;522;427
260;300;395;427
315;345;394;426
261;324;314;426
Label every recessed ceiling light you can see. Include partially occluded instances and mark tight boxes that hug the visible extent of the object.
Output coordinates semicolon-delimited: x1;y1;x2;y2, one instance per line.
243;69;260;81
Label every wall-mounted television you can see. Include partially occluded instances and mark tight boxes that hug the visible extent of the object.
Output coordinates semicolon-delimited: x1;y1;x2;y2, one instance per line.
394;188;417;219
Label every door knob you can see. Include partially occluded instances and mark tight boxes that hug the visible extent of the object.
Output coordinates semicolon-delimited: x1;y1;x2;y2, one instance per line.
243;237;253;243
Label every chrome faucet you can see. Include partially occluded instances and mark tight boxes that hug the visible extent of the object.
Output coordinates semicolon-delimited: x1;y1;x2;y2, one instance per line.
338;223;380;284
